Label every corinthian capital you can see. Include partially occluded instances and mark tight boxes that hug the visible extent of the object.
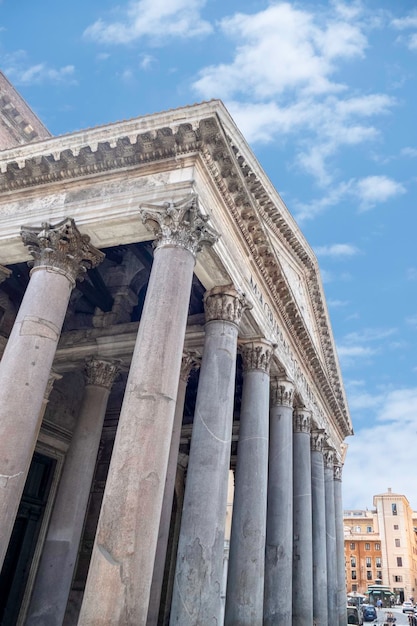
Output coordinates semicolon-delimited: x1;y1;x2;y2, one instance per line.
293;407;311;434
204;284;249;327
323;446;335;469
311;429;326;453
0;265;11;284
334;461;343;481
84;358;120;389
180;351;201;383
270;377;294;408
21;218;104;285
140;194;218;257
240;339;272;373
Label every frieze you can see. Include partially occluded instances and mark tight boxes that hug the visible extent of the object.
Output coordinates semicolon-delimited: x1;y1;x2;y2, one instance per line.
204;284;249;327
140;194;218;257
21;217;104;285
270;377;294;407
240;339;272;373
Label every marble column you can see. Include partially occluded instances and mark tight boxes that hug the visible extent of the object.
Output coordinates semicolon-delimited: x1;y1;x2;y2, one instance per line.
0;218;103;569
26;358;120;626
78;196;217;625
170;286;247;626
0;265;12;358
264;377;294;625
334;461;346;626
224;339;272;626
147;352;200;626
292;407;313;626
324;446;337;624
311;428;328;626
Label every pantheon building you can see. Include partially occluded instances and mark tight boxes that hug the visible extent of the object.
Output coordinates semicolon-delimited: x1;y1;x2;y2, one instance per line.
0;72;352;626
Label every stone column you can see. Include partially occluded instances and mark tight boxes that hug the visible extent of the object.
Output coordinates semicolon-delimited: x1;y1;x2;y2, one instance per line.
311;428;328;626
224;339;272;626
170;286;247;626
0;218;103;569
78;196;217;625
147;352;200;626
264;377;294;625
324;446;337;624
26;358;120;626
292;407;313;626
334;461;346;626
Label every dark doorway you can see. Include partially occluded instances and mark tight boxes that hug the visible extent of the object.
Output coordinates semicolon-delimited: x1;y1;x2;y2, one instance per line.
0;452;56;625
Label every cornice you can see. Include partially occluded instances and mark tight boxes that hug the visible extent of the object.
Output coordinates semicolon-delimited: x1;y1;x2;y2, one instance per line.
0;102;351;438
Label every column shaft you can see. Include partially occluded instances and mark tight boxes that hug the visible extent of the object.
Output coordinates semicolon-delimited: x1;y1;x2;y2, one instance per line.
224;340;271;625
334;464;346;626
264;379;294;625
78;246;195;625
147;353;199;626
324;449;337;624
311;430;328;626
26;360;119;626
0;218;102;569
292;408;313;626
170;287;245;626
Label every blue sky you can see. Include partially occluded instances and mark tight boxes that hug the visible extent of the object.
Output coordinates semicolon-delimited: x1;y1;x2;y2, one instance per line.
1;0;417;510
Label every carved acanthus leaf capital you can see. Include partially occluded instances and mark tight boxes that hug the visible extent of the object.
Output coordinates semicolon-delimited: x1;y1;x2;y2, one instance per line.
21;217;104;285
0;265;11;284
293;407;311;434
270;377;294;407
323;446;335;469
334;462;343;481
140;194;218;257
84;358;121;389
204;284;249;327
311;429;326;453
240;339;272;373
180;351;201;382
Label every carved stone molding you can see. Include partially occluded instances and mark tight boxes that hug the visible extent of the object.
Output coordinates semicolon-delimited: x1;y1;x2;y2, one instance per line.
0;264;11;284
323;446;335;469
21;217;105;285
140;194;218;257
84;358;120;389
270;377;294;408
180;351;201;383
240;339;272;373
293;407;311;434
311;429;326;453
334;462;343;482
204;284;249;327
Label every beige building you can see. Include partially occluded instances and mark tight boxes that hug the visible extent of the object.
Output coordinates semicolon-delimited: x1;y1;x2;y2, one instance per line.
344;489;417;603
0;73;352;626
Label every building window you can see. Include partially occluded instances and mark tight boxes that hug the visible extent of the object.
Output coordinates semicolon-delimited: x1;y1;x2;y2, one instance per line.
351;571;357;580
352;584;358;592
351;556;356;567
350;542;356;550
365;543;370;550
394;524;399;530
395;538;400;547
376;557;382;568
392;503;397;515
397;557;402;567
355;526;361;532
375;543;381;550
367;526;372;533
366;557;371;567
367;570;373;580
394;575;403;583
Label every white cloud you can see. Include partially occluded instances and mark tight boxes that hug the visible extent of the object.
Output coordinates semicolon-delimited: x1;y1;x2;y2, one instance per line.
343;386;417;510
4;55;75;86
355;175;406;211
328;299;350;308
84;0;212;44
391;11;417;52
401;147;417;158
336;326;397;368
314;243;359;257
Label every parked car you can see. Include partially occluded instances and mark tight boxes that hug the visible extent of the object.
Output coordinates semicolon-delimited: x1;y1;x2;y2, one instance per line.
403;601;415;613
347;605;363;625
363;605;377;622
